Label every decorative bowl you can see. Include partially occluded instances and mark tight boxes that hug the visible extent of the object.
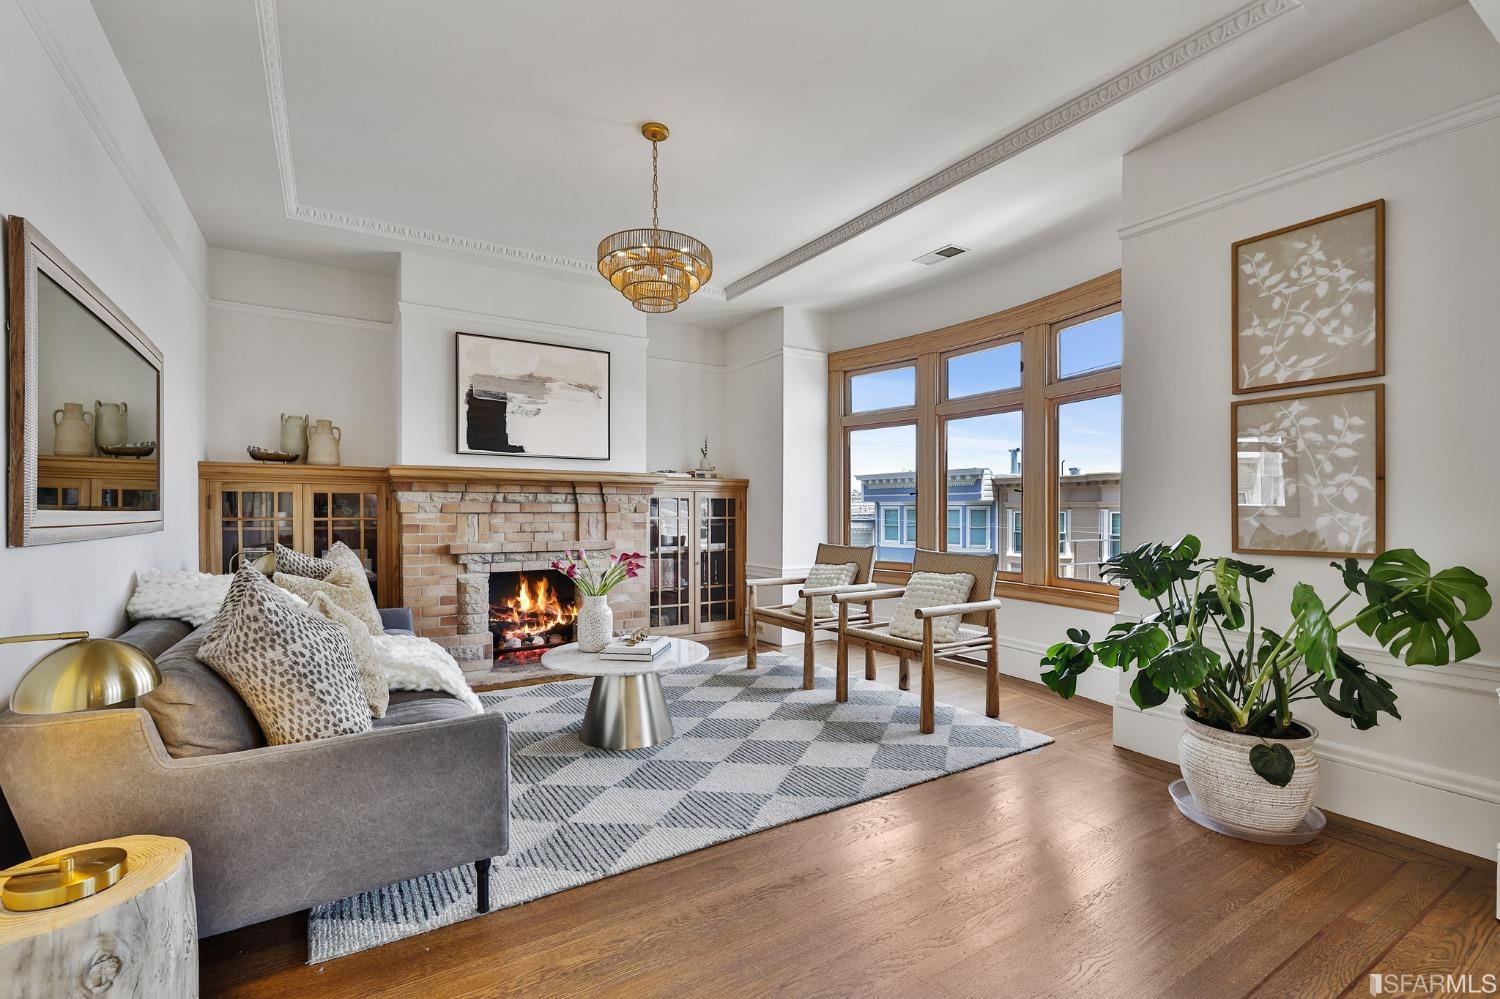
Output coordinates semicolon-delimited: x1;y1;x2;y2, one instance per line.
247;446;300;463
98;441;157;458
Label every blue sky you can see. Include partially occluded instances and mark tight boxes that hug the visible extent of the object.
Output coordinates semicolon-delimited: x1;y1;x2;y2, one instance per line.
848;312;1121;480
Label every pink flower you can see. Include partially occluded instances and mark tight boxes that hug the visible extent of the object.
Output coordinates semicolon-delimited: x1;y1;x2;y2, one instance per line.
626;567;640;578
564;564;577;578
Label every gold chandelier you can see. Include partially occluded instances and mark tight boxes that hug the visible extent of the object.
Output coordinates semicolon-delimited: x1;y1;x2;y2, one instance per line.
597;122;712;314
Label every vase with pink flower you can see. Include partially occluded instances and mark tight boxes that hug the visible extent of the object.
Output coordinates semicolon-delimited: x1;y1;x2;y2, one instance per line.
552;549;647;653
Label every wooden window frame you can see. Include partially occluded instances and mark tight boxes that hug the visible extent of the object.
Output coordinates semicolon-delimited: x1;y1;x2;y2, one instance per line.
828;271;1122;613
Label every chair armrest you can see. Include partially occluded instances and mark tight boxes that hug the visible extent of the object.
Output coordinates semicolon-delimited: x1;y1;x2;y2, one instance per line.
748;575;809;589
798;581;879;599
915;598;1003;619
834;587;907;603
380;607;415;631
0;706;508;936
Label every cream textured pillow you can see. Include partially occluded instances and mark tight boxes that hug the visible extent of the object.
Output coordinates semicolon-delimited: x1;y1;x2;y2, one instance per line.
321;541;366;576
308;591;389;719
795;562;859;619
888;572;975;643
273;544;335;580
198;566;372;746
275;564;385;636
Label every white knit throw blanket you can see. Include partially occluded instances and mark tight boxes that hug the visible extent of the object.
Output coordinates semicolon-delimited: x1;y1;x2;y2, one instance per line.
126;568;232;627
370;633;482;713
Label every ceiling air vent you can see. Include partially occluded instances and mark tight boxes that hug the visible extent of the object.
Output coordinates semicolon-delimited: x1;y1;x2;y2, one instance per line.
913;244;969;266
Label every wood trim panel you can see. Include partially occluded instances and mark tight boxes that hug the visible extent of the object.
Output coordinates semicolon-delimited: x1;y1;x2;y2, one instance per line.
388;466;666;487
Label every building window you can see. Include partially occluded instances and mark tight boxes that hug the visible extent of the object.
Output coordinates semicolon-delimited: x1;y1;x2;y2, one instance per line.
834;275;1121;606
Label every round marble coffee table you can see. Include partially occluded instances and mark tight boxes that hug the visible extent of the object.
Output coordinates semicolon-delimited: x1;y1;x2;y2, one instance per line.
541;639;709;750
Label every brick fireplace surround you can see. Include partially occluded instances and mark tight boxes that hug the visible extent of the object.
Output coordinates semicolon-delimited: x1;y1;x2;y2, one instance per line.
391;470;654;669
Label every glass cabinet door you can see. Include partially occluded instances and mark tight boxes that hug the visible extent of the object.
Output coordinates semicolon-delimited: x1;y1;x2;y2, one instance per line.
697;494;739;625
307;489;381;593
650;494;692;629
219;486;296;572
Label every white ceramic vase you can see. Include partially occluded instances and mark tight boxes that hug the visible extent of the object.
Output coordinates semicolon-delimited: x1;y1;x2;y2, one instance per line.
577;594;613;653
94;400;128;448
279;413;308;461
306;419;342;466
53;403;94;456
1178;710;1320;834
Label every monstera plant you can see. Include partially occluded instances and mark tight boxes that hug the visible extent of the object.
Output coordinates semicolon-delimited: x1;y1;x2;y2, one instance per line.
1040;536;1489;830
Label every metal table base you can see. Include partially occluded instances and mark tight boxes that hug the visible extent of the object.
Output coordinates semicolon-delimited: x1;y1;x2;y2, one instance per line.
578;673;674;750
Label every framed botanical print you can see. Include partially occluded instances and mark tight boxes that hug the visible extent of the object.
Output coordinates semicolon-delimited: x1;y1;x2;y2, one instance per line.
1232;200;1384;394
456;332;610;459
1232;384;1384;558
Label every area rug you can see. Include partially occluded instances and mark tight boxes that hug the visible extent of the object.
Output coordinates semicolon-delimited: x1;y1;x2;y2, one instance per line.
307;653;1051;962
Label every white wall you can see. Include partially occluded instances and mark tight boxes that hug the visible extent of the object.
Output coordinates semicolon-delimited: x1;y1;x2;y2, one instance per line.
1118;6;1500;856
206;249;397;466
0;0;209;703
645;320;727;473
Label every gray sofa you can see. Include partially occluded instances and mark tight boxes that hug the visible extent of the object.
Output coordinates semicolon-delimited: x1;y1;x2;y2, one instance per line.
0;611;509;937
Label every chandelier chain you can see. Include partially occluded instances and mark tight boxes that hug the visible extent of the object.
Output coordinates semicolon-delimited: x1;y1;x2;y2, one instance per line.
650;140;660;230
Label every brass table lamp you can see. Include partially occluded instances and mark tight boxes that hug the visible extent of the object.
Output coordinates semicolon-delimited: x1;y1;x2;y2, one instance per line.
0;631;160;910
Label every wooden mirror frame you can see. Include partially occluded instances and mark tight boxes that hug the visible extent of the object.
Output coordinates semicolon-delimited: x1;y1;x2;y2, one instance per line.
7;217;165;546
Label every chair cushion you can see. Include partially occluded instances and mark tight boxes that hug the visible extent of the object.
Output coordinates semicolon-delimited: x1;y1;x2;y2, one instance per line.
796;562;858;619
139;623;266;759
199;566;372;746
888;572;975;643
373;690;476;728
844;622;987;654
274;564;384;636
273;544;335;580
307;592;389;719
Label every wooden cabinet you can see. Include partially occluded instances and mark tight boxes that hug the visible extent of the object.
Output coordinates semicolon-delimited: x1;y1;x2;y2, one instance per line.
198;463;395;607
649;479;747;637
36;457;158;512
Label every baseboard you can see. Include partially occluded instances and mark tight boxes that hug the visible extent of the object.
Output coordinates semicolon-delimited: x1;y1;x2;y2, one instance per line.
1112;697;1499;858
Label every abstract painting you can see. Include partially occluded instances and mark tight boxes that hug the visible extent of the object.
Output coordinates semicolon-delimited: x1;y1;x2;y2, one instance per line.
1232;384;1383;558
1232;200;1383;393
456;332;610;459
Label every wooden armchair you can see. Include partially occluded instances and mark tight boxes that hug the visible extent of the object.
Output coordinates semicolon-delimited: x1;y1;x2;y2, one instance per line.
745;543;878;689
833;549;1002;733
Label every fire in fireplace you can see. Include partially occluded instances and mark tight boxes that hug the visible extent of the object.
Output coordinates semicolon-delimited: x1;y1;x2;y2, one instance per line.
490;570;579;665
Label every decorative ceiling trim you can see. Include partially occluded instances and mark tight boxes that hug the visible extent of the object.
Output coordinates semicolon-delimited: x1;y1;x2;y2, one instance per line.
252;0;724;297
723;0;1302;300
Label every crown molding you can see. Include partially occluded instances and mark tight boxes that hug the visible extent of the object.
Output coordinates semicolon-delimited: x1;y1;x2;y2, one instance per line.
253;0;723;299
723;0;1301;300
209;297;392;331
1117;92;1500;239
17;0;208;303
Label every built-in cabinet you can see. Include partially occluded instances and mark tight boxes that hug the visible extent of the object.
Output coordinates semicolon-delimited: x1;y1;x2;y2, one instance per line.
36;457;159;512
649;478;748;637
198;462;395;607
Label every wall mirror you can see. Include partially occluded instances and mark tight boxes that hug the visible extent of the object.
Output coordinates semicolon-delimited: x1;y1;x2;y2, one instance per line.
7;217;163;546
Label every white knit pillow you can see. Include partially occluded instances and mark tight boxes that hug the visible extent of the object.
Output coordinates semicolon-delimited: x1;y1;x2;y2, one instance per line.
127;569;232;627
796;562;858;618
888;572;975;643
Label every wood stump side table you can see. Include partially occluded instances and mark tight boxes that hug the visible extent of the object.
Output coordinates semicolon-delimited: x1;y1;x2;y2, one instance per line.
0;835;197;998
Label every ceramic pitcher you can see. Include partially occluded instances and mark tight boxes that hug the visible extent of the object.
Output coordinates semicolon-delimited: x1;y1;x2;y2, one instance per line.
279;413;309;461
307;419;342;466
53;403;93;456
95;400;128;449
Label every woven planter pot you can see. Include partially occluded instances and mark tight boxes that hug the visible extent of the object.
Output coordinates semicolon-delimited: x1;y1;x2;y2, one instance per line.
1178;710;1320;834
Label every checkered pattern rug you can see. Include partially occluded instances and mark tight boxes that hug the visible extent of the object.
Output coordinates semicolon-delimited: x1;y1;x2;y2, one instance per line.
307;653;1052;962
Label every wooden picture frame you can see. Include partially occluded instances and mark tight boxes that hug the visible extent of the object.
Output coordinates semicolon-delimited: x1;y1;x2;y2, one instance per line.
7;217;165;547
1231;383;1384;558
1231;200;1384;394
454;332;611;460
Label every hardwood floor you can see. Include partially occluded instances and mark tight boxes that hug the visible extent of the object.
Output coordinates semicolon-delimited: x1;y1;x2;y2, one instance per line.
202;638;1497;998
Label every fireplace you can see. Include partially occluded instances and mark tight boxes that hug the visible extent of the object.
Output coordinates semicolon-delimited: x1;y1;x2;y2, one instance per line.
489;569;579;665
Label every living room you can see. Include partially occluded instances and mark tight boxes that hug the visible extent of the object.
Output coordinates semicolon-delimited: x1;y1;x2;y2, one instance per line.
1;2;1498;996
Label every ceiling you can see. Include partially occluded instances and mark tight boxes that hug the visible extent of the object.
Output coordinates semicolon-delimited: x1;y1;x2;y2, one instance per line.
91;0;1461;325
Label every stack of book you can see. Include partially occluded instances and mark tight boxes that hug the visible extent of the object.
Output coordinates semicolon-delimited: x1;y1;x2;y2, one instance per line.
599;635;672;662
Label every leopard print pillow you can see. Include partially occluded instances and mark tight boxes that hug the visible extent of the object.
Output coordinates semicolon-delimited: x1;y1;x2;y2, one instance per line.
199;566;371;745
274;565;385;636
273;544;335;580
307;591;388;719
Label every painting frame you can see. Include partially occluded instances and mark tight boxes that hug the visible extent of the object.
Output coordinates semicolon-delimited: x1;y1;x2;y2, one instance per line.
1231;199;1385;395
1230;383;1384;559
455;331;611;461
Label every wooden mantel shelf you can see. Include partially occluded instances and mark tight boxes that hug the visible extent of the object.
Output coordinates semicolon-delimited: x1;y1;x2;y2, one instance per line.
198;461;744;489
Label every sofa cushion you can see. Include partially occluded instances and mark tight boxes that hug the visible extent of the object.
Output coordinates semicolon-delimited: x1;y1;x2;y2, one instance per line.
274;565;384;636
116;618;193;659
139;623;266;759
200;566;373;746
373;690;477;728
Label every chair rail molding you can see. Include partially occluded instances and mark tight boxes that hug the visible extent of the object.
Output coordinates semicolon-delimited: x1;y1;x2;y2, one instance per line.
252;0;724;297
723;0;1302;299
